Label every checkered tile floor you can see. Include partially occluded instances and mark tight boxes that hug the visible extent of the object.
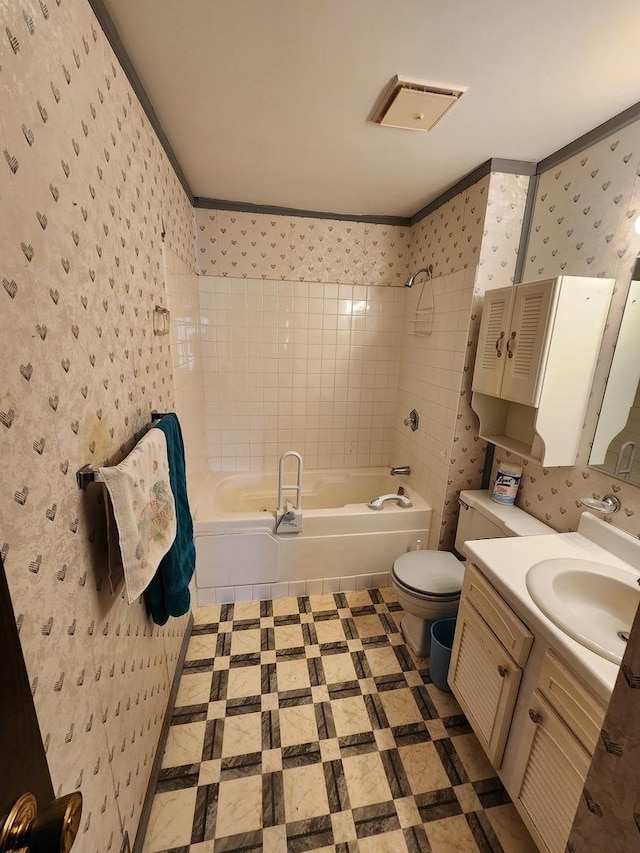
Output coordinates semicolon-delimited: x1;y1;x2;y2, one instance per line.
142;589;537;853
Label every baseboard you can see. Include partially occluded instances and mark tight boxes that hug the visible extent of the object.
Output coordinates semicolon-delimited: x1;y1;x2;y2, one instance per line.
132;612;194;853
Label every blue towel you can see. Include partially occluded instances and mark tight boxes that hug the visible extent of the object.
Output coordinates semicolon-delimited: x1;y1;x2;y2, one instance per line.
145;413;195;625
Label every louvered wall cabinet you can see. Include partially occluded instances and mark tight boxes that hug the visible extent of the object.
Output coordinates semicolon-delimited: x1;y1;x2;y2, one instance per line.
471;276;614;466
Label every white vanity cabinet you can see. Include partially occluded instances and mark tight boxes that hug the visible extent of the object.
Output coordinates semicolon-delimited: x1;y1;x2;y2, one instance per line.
450;565;607;853
513;652;606;853
449;565;533;766
471;275;613;465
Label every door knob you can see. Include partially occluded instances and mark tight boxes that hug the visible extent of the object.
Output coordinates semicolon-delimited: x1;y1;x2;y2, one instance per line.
0;791;82;852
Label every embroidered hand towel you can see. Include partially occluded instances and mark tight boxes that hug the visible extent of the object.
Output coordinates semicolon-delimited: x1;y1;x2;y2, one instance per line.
99;428;177;603
145;413;196;625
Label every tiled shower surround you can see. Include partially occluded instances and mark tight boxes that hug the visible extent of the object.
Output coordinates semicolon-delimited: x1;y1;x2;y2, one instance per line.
199;276;404;471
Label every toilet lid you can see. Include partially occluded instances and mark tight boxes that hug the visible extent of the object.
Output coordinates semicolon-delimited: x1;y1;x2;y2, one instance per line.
393;550;464;596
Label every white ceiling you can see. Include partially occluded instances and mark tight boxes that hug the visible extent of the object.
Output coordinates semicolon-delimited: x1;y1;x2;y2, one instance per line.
101;0;640;218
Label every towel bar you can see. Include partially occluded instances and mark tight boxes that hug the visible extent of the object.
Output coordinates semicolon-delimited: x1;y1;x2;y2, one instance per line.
76;411;168;490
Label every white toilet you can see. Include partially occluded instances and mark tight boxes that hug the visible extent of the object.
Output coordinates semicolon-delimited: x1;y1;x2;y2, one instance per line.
392;489;553;656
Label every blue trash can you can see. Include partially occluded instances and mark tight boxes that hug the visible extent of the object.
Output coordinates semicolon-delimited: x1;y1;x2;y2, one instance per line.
430;617;457;692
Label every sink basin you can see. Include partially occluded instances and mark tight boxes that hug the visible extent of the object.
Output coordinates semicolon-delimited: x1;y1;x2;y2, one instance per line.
526;558;640;664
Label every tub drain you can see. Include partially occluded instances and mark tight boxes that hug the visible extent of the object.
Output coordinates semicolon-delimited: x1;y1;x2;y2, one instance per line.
618;631;630;643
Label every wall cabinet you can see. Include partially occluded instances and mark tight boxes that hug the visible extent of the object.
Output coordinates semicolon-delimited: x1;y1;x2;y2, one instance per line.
471;276;613;466
450;565;606;853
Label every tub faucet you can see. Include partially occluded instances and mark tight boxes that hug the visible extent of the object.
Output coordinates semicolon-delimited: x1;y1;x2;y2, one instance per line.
368;493;413;510
390;466;410;476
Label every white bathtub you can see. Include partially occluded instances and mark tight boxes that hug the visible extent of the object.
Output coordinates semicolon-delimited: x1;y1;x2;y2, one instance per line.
193;468;432;604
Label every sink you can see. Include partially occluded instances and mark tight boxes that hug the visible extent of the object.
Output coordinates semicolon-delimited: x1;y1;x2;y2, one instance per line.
526;558;640;664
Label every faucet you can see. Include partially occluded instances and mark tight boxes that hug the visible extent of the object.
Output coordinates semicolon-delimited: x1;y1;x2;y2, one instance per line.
390;466;411;476
368;493;413;510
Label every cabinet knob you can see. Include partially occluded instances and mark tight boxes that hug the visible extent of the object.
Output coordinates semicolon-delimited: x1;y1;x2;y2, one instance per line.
506;331;516;358
495;331;505;357
528;708;542;724
497;665;508;678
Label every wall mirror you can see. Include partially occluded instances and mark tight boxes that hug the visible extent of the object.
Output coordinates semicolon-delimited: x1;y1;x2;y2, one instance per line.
589;278;640;486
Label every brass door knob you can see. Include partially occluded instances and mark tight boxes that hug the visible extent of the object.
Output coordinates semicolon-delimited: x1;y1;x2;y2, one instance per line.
0;791;82;852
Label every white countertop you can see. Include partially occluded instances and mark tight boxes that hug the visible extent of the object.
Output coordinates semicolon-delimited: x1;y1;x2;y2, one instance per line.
464;523;639;704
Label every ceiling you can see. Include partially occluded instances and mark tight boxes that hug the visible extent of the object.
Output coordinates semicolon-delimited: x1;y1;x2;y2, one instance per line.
99;0;640;218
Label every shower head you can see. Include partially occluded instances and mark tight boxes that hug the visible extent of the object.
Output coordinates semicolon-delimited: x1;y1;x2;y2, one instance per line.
404;265;433;287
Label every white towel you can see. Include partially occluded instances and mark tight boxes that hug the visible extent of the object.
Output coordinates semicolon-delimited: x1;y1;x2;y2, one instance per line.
99;428;177;603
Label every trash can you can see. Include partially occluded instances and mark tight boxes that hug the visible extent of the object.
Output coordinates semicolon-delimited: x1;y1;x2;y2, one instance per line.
430;617;457;692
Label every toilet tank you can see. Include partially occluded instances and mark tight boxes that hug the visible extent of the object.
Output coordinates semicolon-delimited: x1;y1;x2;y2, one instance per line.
455;489;553;557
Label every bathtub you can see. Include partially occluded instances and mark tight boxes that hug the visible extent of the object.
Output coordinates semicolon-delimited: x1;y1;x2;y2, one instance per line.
193;468;432;604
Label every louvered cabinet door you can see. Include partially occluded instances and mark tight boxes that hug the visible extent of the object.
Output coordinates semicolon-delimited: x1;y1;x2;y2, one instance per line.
515;691;591;853
449;599;522;767
471;287;515;397
500;279;555;406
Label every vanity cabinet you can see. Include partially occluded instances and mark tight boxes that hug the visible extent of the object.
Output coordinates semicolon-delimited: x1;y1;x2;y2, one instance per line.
449;565;533;766
450;566;607;853
471;275;613;466
513;651;605;853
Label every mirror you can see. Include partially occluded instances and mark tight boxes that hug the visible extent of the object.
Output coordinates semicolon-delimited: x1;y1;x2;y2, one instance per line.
589;279;640;486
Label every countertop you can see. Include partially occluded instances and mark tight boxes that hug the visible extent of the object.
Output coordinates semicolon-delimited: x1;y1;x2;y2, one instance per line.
464;526;639;703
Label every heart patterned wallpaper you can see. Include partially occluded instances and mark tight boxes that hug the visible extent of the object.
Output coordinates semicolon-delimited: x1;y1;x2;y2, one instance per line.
0;1;195;850
497;119;640;539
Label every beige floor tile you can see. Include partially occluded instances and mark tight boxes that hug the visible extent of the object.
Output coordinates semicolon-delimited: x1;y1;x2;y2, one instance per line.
331;810;357;843
230;628;261;655
273;623;304;649
262;747;283;773
226;665;262;699
379;688;424;727
215;775;263;837
283;763;330;823
484;804;538;852
358;830;409;852
451;732;496;781
342;751;393;809
330;695;372;737
185;633;218;660
344;589;374;607
189;842;215;853
221;711;263;757
398;742;450;793
455;783;483;813
161;721;206;768
142;788;197;852
352;614;386;637
198;759;222;786
314;618;347;644
424;814;480;852
374;728;396;751
175;672;212;707
319;738;340;762
426;718;449;740
233;600;261;620
321;652;357;683
193;604;222;625
262;825;287;853
272;596;301;616
276;658;311;691
395;796;422;828
379;587;398;602
365;646;403;676
308;593;338;612
279;703;319;747
427;683;462;717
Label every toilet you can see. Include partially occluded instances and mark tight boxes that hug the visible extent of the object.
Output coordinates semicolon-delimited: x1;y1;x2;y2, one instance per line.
392;489;553;656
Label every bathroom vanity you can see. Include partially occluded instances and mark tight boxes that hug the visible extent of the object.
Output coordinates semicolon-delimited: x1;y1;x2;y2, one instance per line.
449;513;640;853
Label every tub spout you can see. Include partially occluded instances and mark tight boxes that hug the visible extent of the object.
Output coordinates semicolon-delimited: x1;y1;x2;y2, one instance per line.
368;493;413;510
390;466;410;476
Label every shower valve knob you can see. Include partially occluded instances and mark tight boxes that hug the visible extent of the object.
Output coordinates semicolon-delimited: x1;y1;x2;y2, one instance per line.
403;409;419;431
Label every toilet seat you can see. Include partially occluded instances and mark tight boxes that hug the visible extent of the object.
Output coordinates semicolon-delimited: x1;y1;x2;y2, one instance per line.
392;550;464;598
